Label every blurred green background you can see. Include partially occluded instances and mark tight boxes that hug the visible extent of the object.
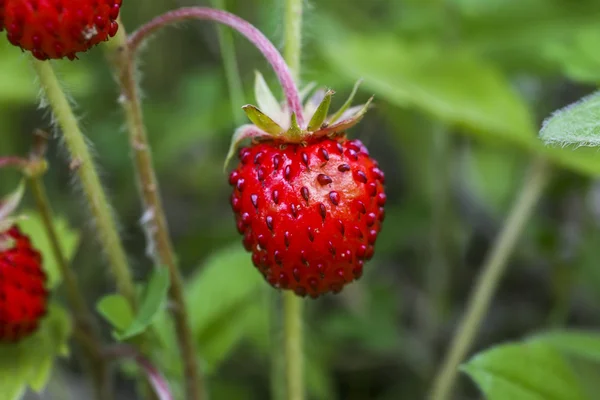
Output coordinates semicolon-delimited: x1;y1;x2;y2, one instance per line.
5;0;600;399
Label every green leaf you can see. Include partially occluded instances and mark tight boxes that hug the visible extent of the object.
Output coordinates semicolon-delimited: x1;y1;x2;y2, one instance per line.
117;268;170;340
19;210;80;290
153;245;265;376
462;341;588;400
97;294;134;332
540;91;600;147
0;303;72;399
531;330;600;363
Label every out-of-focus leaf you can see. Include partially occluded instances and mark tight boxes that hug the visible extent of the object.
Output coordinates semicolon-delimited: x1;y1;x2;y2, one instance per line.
531;330;600;362
543;26;600;84
318;22;600;177
0;41;93;105
117;268;170;340
153;244;265;376
462;341;588;400
540;91;600;147
19;211;80;290
97;294;134;333
318;26;537;145
464;144;525;214
0;303;72;400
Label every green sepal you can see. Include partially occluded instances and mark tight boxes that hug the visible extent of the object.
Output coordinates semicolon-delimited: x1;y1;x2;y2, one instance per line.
287;113;304;140
224;125;272;171
242;105;285;135
316;96;374;137
254;71;283;121
0;179;25;222
328;79;363;125
307;90;335;131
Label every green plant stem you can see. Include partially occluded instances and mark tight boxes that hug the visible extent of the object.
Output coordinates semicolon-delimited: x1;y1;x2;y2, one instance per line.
210;0;246;126
29;175;112;400
429;157;551;400
283;1;304;400
31;59;137;307
284;0;302;80
283;291;304;400
107;22;204;400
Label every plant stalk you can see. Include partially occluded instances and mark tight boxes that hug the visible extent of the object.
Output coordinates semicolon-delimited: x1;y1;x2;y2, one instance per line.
429;157;551;400
283;1;305;399
107;22;204;400
31;59;137;307
29;174;112;400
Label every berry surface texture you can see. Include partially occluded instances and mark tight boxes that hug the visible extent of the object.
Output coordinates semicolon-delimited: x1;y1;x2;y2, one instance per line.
230;137;386;298
0;0;122;60
0;226;48;342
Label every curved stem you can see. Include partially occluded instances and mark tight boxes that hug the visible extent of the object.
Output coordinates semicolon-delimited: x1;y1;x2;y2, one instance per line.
31;59;137;307
107;20;204;400
282;1;305;399
429;157;551;400
0;157;28;169
105;345;173;400
29;175;112;400
127;7;304;125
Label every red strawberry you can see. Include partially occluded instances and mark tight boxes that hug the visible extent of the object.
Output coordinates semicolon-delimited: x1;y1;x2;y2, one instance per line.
0;0;122;60
0;225;48;342
227;75;385;298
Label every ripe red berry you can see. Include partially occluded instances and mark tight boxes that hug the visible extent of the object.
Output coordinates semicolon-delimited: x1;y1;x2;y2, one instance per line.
229;137;385;298
0;225;48;342
0;0;122;60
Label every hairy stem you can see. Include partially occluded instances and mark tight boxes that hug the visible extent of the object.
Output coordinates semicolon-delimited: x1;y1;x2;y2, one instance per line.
283;1;305;399
429;157;551;400
29;175;112;400
284;0;302;80
127;7;305;125
31;59;137;307
107;21;204;400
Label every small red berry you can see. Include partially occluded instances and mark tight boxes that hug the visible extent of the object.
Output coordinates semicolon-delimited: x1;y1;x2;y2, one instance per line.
0;225;48;342
0;0;122;60
230;137;385;298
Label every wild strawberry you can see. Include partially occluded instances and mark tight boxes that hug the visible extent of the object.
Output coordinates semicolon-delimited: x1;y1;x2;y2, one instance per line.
0;0;122;60
228;75;385;298
0;225;48;342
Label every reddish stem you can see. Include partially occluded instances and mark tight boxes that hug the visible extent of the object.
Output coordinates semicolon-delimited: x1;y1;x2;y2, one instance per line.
104;345;173;400
127;7;305;126
0;157;27;169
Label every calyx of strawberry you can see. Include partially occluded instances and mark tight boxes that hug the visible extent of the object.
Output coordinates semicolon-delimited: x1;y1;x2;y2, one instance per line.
0;180;26;250
225;73;373;168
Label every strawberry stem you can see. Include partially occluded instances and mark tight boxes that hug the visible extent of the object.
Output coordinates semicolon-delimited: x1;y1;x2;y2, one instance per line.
429;157;551;400
0;156;28;169
104;345;173;400
30;59;137;307
127;7;305;126
29;174;112;400
108;19;205;400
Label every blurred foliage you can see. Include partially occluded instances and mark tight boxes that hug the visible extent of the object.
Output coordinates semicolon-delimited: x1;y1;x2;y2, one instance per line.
4;0;600;399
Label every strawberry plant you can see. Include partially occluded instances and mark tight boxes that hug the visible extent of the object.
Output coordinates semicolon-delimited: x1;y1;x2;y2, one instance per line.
3;0;600;400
